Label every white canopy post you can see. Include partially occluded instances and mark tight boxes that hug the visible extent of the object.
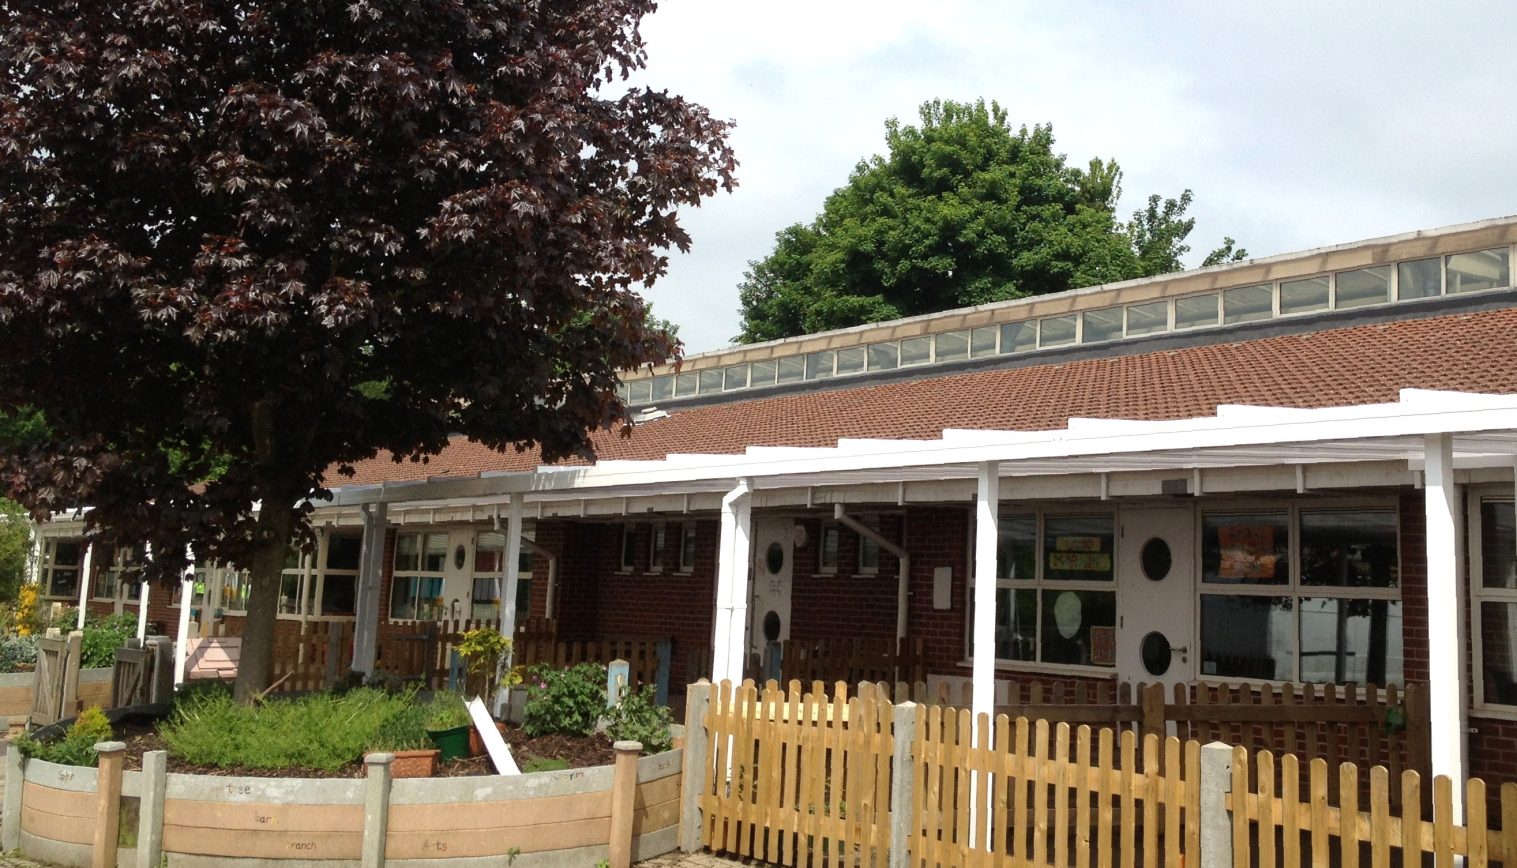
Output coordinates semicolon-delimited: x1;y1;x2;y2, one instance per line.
1423;432;1469;819
135;583;149;642
173;547;195;687
350;502;388;675
501;492;525;638
972;462;999;723
75;541;93;630
711;479;752;686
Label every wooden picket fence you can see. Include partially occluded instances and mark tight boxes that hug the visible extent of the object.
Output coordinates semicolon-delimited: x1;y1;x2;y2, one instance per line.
1228;746;1517;866
690;679;1477;868
777;636;926;687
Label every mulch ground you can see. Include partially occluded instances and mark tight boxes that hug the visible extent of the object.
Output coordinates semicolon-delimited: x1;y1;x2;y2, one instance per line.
112;717;619;778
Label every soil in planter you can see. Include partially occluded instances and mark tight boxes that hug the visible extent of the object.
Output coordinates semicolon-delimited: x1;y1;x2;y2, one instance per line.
112;718;619;779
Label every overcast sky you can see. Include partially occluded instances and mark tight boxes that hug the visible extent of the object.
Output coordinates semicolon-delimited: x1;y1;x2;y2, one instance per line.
626;1;1517;353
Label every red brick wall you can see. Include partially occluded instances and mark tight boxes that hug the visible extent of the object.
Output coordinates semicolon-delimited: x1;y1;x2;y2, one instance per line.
1399;492;1429;684
903;505;972;677
788;514;901;645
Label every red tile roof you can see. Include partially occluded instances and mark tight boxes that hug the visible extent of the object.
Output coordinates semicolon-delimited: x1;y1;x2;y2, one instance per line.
336;307;1517;487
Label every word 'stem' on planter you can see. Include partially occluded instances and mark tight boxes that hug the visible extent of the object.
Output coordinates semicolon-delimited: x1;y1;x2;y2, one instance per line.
6;739;683;867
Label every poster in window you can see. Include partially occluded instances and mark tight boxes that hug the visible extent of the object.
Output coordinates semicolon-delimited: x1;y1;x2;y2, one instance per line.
1048;536;1112;572
1218;524;1277;580
1089;626;1116;667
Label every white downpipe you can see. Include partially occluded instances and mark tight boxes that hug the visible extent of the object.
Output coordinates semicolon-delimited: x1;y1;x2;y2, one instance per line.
1423;433;1468;820
711;479;752;686
521;539;558;618
75;542;93;630
135;583;149;642
833;504;911;644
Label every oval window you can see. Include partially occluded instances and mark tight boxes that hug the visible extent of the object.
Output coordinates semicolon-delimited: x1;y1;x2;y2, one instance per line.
1141;631;1172;677
454;544;467;570
765;542;785;575
1141;538;1172;581
763;610;782;642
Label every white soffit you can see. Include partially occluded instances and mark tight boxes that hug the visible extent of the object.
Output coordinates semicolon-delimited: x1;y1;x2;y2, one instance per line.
327;389;1517;508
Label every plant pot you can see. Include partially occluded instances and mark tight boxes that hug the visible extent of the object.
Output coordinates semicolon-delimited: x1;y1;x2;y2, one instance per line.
388;748;440;778
469;720;508;756
427;725;471;761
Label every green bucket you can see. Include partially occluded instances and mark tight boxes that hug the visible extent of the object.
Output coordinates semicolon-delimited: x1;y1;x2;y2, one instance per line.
427;725;472;761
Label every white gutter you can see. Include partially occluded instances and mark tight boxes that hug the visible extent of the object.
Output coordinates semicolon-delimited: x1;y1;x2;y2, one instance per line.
833;504;911;647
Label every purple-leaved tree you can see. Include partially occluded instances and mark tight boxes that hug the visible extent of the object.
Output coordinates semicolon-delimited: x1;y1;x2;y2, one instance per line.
0;0;735;700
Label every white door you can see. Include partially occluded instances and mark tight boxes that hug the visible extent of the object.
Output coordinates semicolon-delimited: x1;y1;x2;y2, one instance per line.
749;519;795;672
1117;506;1195;690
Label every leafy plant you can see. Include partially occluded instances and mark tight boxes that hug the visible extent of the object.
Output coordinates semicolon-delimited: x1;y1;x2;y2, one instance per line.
80;613;136;669
424;690;472;731
521;756;570;774
13;583;37;636
16;705;114;766
456;627;520;700
368;688;431;752
161;687;421;772
0;633;37;673
522;663;606;738
604;685;674;753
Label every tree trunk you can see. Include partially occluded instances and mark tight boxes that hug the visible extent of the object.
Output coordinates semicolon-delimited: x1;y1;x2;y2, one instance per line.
233;503;294;703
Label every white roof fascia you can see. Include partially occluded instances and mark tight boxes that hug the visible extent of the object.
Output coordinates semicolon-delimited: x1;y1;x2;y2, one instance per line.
325;390;1517;507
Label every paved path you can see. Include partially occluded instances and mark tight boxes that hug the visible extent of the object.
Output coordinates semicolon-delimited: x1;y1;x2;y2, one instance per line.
638;852;745;867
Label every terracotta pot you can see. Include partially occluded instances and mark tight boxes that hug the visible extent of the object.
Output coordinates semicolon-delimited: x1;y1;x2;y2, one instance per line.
469;720;508;756
389;748;440;778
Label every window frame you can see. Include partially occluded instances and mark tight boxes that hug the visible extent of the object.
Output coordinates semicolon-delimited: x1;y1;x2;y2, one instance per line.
39;537;84;601
389;530;449;622
619;524;638;573
818;522;841;575
1196;499;1402;686
856;517;882;576
649;522;667;573
93;545;146;605
1470;486;1517;718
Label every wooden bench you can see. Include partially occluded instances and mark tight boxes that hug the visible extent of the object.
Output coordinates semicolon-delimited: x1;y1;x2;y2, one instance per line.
184;637;240;681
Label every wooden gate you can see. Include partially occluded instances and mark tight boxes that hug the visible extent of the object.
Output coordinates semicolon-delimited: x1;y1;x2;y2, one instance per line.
30;632;82;726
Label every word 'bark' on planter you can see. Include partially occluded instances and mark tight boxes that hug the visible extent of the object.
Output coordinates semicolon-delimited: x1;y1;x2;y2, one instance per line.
10;740;683;867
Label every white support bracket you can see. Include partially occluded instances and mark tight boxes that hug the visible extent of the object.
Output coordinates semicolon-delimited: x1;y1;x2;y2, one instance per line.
835;504;912;645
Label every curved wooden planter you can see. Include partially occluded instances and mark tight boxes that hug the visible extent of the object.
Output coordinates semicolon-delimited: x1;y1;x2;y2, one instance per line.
4;741;684;867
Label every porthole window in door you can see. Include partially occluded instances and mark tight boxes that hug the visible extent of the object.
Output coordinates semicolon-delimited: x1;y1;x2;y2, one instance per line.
765;542;785;575
1141;538;1172;581
1141;631;1172;676
763;611;782;642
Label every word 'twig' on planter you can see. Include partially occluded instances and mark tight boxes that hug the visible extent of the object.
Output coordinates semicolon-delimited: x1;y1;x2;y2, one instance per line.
2;735;683;867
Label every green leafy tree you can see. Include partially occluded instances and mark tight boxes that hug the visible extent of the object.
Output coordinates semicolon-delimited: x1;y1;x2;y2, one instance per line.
737;99;1241;341
0;0;735;700
0;498;28;603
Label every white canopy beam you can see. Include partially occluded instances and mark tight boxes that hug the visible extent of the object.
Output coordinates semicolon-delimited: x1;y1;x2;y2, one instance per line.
75;541;93;630
1423;433;1469;819
972;462;999;724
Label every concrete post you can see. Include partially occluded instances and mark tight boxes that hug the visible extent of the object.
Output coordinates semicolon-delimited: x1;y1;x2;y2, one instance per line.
92;740;126;868
352;503;387;676
136;750;167;868
362;752;394;868
608;740;642;868
1199;741;1234;868
2;736;24;851
678;681;712;852
889;702;919;868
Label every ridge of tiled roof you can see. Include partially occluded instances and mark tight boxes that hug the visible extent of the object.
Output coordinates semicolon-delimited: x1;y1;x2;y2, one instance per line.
333;306;1517;488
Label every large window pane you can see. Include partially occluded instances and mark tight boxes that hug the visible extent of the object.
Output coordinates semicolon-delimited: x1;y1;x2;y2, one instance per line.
1082;307;1122;343
1040;590;1115;666
1201;595;1294;680
1300;510;1398;588
1280;276;1330;314
1126;300;1169;336
776;356;805;384
900;336;932;366
674;371;699;397
995;587;1037;661
1201;513;1289;585
1447;247;1510;294
935;331;969;361
724;365;750;390
867;343;899;371
279;573;304;615
749;361;777;387
1223;284;1272;324
394;534;420;572
1039;315;1076;348
835;347;865;375
422;534;448;572
1043;516;1114;582
1335;266;1390;309
970;327;998;358
698;368;724;393
1481;601;1517;704
1175;293;1220;329
651;375;674;401
996;515;1037;580
1398;257;1441;300
627;379;652;405
321;575;356;616
326;534;362;571
1482;500;1517;589
805;351;835;379
1298;597;1402;685
1000;321;1037;354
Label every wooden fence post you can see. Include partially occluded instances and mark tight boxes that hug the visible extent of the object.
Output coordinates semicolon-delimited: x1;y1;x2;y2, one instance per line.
889;702;919;868
608;740;641;868
1199;741;1234;868
92;740;126;868
654;640;672;707
1140;682;1166;741
679;681;712;852
2;736;23;852
63;631;83;718
362;752;393;868
136;750;167;868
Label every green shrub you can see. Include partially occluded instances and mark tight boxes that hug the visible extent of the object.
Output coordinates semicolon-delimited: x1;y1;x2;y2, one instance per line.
522;662;606;738
603;685;673;753
16;705;114;766
160;687;424;772
0;633;37;673
80;613;136;668
423;690;471;730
